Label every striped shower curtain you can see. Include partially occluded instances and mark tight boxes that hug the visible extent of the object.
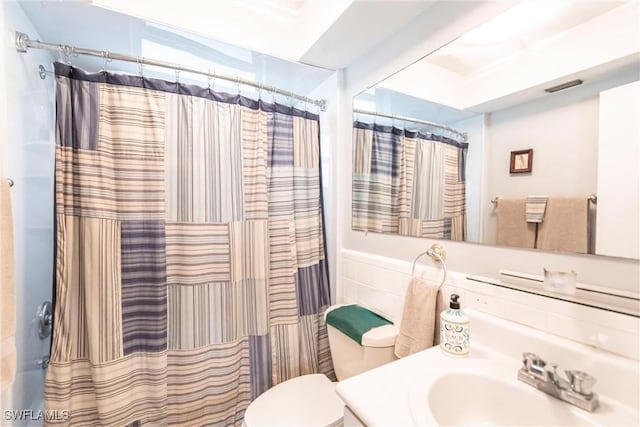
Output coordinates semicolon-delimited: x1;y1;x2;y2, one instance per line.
46;62;333;426
352;121;468;240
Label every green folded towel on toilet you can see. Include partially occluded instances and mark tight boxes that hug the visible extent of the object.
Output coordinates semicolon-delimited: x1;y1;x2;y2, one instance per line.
326;305;392;345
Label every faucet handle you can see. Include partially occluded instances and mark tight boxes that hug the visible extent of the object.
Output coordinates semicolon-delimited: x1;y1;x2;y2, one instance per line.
522;352;542;367
522;353;548;379
565;370;596;396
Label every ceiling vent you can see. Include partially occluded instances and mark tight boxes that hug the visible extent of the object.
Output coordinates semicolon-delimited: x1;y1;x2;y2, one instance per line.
544;79;584;93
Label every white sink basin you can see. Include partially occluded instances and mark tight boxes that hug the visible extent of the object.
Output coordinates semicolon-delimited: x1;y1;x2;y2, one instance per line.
426;372;593;426
406;358;618;427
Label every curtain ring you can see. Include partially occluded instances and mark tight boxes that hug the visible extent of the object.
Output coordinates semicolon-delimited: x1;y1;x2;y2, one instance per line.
235;76;241;95
137;57;144;77
101;51;111;74
59;45;72;65
207;70;213;91
288;91;294;108
271;86;277;104
257;82;262;101
175;69;180;83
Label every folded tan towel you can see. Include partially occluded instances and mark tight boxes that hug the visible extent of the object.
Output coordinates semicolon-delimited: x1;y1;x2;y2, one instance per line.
394;277;439;358
496;198;536;248
538;197;588;253
0;178;16;390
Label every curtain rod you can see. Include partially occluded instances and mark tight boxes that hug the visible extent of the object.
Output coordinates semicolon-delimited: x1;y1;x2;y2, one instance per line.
353;108;467;140
15;31;327;112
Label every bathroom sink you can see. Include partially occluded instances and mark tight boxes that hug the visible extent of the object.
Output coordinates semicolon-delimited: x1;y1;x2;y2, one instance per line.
408;361;598;426
426;373;592;426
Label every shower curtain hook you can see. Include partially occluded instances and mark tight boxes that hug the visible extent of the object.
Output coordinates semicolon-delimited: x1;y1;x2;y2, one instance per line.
59;45;72;65
207;70;213;91
101;51;111;74
175;69;180;83
137;57;144;78
235;76;241;96
257;82;262;101
272;86;277;104
288;91;294;108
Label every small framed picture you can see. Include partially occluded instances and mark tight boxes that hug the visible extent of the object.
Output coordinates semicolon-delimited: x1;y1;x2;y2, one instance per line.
510;149;533;174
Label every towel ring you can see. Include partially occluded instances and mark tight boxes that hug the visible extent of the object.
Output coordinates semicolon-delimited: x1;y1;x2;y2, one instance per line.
411;243;448;287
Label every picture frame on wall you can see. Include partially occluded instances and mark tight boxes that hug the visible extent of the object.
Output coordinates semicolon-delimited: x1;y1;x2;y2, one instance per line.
510;149;533;174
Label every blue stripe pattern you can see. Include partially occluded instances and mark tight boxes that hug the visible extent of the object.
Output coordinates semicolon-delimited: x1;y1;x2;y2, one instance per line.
267;112;294;167
296;260;331;316
371;130;401;177
121;220;167;355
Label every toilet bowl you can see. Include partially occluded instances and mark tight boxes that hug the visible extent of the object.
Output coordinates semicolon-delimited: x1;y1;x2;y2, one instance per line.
243;304;398;427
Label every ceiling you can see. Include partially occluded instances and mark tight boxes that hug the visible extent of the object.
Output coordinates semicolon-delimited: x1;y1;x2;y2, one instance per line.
17;1;333;97
425;0;626;76
16;0;437;97
89;0;435;69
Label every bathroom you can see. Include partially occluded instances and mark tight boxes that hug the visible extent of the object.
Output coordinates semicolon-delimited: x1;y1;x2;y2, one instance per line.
0;0;638;426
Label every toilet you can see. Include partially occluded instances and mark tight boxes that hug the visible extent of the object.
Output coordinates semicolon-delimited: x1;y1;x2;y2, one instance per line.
243;304;399;426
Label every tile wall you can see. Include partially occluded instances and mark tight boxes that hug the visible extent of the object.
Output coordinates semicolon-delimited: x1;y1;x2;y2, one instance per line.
340;249;639;360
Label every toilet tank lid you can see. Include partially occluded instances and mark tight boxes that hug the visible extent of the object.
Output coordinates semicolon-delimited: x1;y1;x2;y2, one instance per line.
362;324;399;348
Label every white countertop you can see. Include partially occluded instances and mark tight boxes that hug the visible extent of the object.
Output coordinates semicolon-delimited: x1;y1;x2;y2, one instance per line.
335;311;640;426
335;343;510;426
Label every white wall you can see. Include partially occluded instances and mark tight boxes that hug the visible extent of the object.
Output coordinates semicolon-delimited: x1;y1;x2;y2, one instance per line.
338;1;639;300
482;68;639;245
596;81;640;259
0;0;10;412
308;72;341;299
2;1;56;416
450;114;485;242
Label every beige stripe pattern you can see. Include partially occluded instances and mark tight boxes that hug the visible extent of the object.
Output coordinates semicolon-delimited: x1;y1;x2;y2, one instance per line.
45;353;168;426
268;220;299;325
52;214;123;363
167;339;251;427
293;116;320;169
165;94;244;222
166;223;231;285
241;109;269;220
353;124;468;240
48;68;333;426
229;220;269;282
167;281;269;349
56;147;165;220
98;85;165;158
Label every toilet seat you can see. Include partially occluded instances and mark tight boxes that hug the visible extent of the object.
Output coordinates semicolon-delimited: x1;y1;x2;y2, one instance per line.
243;374;344;427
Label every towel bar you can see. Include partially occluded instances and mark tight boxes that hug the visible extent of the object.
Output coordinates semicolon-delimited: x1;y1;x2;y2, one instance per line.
411;243;448;287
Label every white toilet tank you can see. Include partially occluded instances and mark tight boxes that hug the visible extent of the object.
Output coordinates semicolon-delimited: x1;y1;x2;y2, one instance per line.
324;305;399;380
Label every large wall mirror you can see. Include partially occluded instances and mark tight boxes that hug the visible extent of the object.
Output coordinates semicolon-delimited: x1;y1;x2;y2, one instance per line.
352;0;639;263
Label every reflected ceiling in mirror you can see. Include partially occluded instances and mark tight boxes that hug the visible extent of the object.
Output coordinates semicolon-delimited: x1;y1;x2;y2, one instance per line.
352;0;639;260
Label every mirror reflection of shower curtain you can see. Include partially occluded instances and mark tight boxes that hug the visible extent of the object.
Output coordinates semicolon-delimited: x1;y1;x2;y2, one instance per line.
46;62;333;426
352;121;468;240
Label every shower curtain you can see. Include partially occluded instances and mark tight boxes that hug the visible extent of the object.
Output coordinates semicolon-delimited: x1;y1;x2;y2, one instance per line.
46;62;333;426
352;121;468;240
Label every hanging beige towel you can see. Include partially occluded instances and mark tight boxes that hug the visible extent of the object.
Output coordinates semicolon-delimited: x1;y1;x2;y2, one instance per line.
0;178;16;390
538;197;588;253
394;277;439;358
496;198;536;248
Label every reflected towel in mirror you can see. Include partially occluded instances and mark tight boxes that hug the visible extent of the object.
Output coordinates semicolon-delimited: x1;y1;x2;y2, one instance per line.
538;197;588;253
496;198;536;248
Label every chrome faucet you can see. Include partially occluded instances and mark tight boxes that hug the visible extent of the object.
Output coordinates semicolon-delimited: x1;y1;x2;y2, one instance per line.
518;352;599;412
